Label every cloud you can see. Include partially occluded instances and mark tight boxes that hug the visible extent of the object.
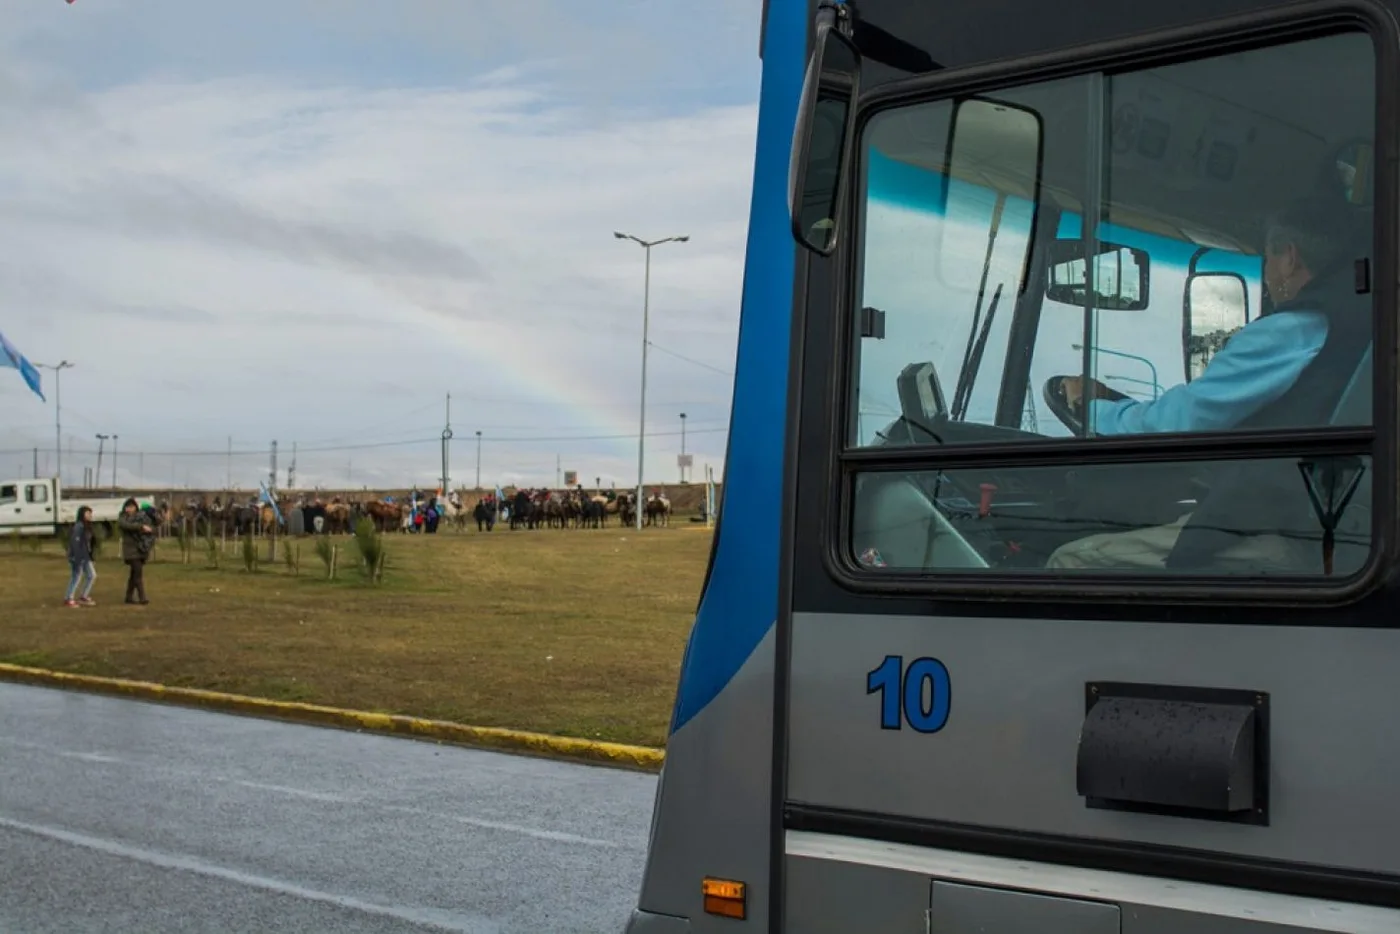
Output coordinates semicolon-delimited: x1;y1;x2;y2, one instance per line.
0;1;757;490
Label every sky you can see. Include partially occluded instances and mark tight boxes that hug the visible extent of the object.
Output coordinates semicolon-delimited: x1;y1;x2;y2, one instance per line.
0;0;761;492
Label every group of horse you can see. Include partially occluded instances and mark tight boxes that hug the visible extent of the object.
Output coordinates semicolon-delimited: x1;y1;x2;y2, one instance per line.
153;488;676;539
490;488;672;531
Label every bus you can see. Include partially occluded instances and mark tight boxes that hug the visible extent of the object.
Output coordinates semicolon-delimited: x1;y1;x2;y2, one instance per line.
625;0;1396;930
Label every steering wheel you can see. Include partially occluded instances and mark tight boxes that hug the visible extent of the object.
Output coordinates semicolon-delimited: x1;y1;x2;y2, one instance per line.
1043;375;1130;434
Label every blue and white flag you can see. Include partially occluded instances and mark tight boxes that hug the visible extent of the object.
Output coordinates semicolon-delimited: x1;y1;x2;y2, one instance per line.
0;331;45;402
257;481;283;525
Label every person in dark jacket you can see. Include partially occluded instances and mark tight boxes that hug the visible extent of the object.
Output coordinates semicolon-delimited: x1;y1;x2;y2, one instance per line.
63;506;98;607
117;497;155;605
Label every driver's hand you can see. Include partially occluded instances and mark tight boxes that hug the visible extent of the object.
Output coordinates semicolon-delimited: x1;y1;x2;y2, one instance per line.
1062;376;1107;410
1062;376;1085;409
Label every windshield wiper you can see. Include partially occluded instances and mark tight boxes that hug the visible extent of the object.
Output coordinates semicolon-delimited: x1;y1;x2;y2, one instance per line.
950;283;1004;421
949;194;1008;420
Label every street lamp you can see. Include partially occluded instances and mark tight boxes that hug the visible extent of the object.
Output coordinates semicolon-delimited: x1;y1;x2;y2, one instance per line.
679;412;687;483
32;360;73;485
614;230;689;529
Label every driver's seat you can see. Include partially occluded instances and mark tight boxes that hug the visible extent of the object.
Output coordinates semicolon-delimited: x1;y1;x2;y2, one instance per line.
1164;341;1373;575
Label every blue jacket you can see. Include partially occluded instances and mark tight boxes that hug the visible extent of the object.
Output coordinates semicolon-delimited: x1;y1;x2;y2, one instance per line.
1089;311;1328;435
67;523;94;566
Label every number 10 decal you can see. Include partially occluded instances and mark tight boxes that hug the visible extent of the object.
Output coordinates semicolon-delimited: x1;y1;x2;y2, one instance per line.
866;655;951;733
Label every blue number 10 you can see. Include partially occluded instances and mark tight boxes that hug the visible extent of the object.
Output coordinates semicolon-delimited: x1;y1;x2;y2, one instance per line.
866;655;951;733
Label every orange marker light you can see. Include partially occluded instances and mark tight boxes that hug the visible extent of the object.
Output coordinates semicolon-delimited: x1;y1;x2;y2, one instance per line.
702;878;746;920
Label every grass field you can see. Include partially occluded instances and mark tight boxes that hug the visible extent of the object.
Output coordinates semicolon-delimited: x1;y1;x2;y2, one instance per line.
0;526;713;747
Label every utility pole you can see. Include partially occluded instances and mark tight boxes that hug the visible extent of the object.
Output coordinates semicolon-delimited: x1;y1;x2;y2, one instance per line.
475;430;482;490
556;453;561;489
33;360;73;484
615;231;689;529
270;441;278;493
95;434;107;491
440;393;452;494
288;442;297;490
32;448;38;478
111;434;119;491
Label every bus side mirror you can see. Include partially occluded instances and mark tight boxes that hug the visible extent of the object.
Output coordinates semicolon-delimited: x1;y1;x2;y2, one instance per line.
1045;239;1151;311
1184;272;1249;382
788;23;861;255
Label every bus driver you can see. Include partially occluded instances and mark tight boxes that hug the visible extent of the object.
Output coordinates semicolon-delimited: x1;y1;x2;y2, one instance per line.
1044;196;1368;570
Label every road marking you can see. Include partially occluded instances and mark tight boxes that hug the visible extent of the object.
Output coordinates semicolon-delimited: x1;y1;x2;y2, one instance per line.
230;778;350;804
0;816;499;933
0;736;636;850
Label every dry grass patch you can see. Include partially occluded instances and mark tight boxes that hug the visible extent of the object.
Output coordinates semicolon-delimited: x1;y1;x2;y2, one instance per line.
0;527;713;747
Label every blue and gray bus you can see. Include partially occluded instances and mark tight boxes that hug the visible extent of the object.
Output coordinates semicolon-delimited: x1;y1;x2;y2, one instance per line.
626;0;1396;930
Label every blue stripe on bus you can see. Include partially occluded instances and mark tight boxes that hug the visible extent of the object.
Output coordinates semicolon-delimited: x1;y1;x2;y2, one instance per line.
669;0;807;734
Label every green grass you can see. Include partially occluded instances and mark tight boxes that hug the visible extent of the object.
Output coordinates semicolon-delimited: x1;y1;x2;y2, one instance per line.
0;526;713;746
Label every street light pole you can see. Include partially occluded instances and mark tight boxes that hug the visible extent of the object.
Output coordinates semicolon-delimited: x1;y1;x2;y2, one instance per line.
95;434;107;491
679;412;688;483
614;231;689;530
33;361;73;484
440;392;453;494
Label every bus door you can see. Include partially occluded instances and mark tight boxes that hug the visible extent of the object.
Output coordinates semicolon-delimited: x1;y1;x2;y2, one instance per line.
781;6;1396;932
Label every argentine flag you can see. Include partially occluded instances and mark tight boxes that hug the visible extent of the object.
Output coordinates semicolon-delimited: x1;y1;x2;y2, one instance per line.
0;332;45;402
257;482;283;525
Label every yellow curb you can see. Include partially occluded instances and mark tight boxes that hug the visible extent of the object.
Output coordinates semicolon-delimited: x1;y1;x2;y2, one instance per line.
0;663;665;772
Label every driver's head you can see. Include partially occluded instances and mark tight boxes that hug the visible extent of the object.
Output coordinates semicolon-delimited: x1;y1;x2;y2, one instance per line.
1262;196;1354;303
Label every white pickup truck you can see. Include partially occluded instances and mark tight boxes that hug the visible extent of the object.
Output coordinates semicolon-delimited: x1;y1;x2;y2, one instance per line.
0;477;155;537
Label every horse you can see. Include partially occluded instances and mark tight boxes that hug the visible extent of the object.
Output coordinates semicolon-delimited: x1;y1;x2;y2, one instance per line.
581;496;606;529
645;492;671;528
363;500;402;534
323;500;352;534
472;499;497;532
510;490;535;530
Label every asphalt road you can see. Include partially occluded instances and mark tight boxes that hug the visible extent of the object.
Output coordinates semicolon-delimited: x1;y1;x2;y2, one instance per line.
0;683;657;934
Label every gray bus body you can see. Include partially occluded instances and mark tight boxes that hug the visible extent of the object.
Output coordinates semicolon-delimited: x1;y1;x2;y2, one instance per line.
627;0;1400;930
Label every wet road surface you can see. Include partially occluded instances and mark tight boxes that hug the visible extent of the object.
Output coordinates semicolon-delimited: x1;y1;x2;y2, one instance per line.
0;682;657;933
